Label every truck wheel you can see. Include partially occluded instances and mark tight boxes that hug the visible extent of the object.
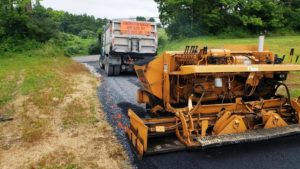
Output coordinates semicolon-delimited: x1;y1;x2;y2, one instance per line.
145;104;152;112
105;63;114;76
99;58;104;69
113;65;121;76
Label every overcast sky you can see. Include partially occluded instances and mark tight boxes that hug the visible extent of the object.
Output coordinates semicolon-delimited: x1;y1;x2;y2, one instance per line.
41;0;159;19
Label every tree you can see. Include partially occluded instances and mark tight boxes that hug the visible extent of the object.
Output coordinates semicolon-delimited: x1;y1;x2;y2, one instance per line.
148;17;156;22
54;12;106;35
136;16;146;21
154;0;300;39
25;0;32;12
282;0;300;31
26;3;59;42
0;0;59;42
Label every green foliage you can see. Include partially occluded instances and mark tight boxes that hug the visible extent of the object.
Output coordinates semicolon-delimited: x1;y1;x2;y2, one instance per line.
148;17;156;22
165;11;197;39
52;33;96;56
0;1;103;56
157;23;163;28
218;27;253;38
0;1;58;42
0;32;94;56
0;36;56;55
136;16;147;21
88;41;101;55
26;4;59;42
47;9;107;35
157;28;168;50
64;46;82;57
155;0;300;39
78;30;97;39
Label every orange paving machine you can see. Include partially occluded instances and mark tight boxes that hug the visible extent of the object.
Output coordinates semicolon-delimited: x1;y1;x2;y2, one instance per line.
127;37;300;158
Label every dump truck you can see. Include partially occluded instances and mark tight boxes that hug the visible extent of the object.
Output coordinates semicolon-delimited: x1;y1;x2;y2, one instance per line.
127;36;300;158
99;20;158;76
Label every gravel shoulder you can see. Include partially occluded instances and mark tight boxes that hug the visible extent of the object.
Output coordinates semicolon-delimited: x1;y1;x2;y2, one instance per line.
0;57;130;169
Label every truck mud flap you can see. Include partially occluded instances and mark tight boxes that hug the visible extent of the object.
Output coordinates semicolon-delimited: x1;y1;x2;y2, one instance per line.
197;124;300;149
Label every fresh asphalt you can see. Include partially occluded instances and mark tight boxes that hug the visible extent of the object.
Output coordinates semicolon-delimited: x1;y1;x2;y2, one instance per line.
74;55;300;169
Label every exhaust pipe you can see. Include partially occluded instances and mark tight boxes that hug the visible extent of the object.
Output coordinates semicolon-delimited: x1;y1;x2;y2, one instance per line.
258;35;265;52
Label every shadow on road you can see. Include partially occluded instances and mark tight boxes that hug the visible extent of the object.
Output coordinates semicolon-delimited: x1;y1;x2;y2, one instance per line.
117;102;147;118
139;134;300;169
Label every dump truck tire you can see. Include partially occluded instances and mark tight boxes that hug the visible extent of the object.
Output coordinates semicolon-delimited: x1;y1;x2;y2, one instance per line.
105;63;114;76
113;65;121;76
99;58;104;69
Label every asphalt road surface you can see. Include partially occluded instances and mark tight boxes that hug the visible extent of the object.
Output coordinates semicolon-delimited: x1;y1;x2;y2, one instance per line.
74;55;300;169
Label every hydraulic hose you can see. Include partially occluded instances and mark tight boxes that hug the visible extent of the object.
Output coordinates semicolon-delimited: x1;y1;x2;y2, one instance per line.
189;84;206;115
275;82;291;105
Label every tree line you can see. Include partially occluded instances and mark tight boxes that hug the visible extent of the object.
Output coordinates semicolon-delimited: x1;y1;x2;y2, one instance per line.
0;0;107;43
155;0;300;39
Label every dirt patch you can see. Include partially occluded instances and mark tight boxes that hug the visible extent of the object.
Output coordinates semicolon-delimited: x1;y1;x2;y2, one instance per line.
0;67;130;169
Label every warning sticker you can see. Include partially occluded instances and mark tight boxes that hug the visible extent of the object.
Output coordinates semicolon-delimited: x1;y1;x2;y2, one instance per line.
248;66;259;72
164;64;168;73
155;126;165;132
120;21;152;35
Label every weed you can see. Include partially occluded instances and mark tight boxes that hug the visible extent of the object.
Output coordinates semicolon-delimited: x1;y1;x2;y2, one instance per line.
21;114;48;143
33;148;78;169
62;99;97;128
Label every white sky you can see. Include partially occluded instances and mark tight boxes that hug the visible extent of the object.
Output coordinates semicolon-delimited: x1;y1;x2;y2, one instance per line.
41;0;159;19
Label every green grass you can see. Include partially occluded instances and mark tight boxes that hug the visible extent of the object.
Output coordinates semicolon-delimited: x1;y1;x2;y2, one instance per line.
0;45;66;108
0;43;79;111
158;28;168;41
159;35;300;57
0;42;90;143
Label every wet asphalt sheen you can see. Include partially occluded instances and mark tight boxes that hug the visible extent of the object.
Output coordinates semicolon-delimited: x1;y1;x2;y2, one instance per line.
75;56;300;169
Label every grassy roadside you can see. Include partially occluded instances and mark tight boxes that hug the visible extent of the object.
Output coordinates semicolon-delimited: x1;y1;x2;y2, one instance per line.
0;45;130;169
159;35;300;56
0;44;67;110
